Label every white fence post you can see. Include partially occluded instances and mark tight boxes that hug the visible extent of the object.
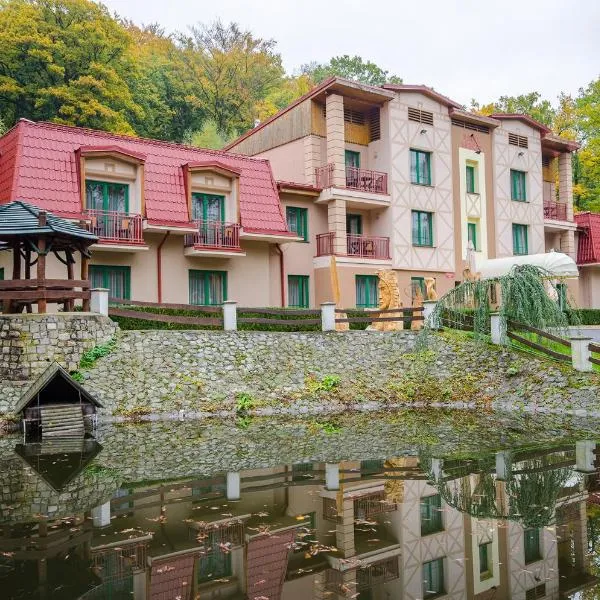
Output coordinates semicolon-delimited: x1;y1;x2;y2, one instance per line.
222;301;238;331
571;337;593;372
226;472;241;500
490;312;507;346
321;302;336;332
325;463;340;490
90;288;109;316
91;501;111;527
422;300;439;330
575;440;596;473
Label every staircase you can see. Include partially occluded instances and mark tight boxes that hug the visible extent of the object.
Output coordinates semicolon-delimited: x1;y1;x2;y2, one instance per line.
40;404;84;438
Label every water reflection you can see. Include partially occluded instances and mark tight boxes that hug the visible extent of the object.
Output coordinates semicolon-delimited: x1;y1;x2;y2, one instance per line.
0;435;599;599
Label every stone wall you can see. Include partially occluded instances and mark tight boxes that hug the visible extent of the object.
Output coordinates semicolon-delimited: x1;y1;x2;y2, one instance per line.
0;313;116;382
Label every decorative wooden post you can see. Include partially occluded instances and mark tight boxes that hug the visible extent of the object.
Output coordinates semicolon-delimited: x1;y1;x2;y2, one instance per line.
36;212;47;314
81;254;90;312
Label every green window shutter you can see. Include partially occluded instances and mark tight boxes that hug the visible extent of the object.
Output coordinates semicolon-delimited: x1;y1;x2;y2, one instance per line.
420;494;443;535
192;193;225;222
345;150;360;168
189;270;227;305
423;558;445;598
511;170;527;201
346;214;363;235
467;222;478;250
355;275;379;308
89;265;131;300
479;543;492;577
512;224;528;255
288;275;309;308
412;211;433;246
556;283;567;310
466;165;475;193
286;207;308;241
411;277;426;300
85;180;129;213
410;150;432;185
524;528;541;563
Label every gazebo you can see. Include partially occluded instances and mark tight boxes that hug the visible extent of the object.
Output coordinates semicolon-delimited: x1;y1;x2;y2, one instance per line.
0;201;98;313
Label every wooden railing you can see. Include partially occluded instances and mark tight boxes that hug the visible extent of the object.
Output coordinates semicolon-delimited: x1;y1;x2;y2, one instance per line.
316;232;391;259
0;279;91;312
354;491;397;519
543;201;569;221
86;210;144;245
314;163;389;194
335;307;423;327
590;342;600;367
184;221;241;251
506;320;572;362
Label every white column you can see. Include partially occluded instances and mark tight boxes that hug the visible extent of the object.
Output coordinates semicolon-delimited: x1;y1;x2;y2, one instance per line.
321;302;336;332
495;451;511;481
325;463;340;491
430;458;443;482
132;570;148;599
490;313;506;345
91;501;111;527
423;300;439;330
222;301;238;331
226;472;241;500
575;441;596;473
90;288;109;316
571;337;593;372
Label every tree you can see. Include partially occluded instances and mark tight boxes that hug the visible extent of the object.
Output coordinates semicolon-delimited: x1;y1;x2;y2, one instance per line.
182;119;235;150
0;0;143;133
177;20;285;135
470;91;555;127
301;55;402;87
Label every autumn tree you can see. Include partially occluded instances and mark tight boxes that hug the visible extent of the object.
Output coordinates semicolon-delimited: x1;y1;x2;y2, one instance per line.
470;92;556;127
177;20;285;135
0;0;143;133
301;55;402;87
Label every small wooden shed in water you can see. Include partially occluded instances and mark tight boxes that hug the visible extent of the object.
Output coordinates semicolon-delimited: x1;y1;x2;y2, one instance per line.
16;362;103;438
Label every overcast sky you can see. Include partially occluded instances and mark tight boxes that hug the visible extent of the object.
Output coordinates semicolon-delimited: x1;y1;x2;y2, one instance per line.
101;0;599;107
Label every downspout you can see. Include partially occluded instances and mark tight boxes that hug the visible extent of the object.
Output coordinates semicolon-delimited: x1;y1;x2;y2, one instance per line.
157;231;170;303
275;244;285;307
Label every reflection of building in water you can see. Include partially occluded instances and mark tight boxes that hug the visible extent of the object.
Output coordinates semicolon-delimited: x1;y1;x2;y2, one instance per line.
0;442;598;599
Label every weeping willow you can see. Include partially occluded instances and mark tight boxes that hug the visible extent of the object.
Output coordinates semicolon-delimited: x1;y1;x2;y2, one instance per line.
422;265;577;341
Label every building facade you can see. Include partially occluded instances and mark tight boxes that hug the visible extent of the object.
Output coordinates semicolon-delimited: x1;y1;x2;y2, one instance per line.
0;119;299;307
227;77;585;309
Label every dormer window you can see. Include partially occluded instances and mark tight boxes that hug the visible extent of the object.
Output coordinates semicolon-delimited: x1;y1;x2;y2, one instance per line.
86;180;129;214
192;193;225;222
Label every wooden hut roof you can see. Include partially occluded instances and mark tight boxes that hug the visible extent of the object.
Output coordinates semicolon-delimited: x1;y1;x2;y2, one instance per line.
14;362;103;415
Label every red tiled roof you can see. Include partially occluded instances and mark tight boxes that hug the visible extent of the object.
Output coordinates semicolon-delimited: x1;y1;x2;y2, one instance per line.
0;120;290;235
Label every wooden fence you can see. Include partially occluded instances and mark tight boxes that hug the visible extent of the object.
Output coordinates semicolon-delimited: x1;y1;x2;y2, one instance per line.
590;342;600;367
506;320;572;362
335;307;423;327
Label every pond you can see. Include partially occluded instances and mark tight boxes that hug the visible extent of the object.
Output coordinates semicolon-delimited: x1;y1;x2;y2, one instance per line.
0;410;599;599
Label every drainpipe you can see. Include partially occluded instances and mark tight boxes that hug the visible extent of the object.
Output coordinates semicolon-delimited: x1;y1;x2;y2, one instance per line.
157;231;170;303
275;244;285;307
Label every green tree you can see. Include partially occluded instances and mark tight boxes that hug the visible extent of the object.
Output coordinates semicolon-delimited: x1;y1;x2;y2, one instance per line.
182;119;235;150
470;91;556;127
0;0;143;133
177;20;285;135
301;55;402;87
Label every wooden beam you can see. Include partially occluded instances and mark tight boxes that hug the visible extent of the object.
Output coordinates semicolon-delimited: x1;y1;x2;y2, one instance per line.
36;212;47;313
81;255;90;311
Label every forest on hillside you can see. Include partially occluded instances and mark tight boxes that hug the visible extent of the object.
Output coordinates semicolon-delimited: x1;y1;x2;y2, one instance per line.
0;0;598;211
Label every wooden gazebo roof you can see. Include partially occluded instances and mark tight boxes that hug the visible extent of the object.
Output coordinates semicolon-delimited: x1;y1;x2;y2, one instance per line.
0;201;97;247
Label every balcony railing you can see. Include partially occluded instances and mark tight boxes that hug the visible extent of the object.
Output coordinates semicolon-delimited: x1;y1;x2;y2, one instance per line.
86;210;144;245
576;213;600;265
184;221;241;251
544;201;570;221
316;232;391;260
354;492;397;520
315;163;388;195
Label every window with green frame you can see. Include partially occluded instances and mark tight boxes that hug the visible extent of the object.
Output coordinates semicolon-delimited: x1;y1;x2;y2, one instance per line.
86;180;129;213
89;265;131;300
524;528;541;563
423;558;445;598
420;494;443;535
286;206;308;241
512;224;529;256
466;164;476;193
346;213;363;235
198;533;232;582
345;150;361;168
192;193;225;222
467;221;479;251
410;149;432;185
510;169;527;202
288;275;309;308
479;542;492;579
294;511;317;552
556;283;567;310
0;267;3;280
411;277;426;301
189;270;227;305
292;463;314;481
361;459;384;474
412;211;434;247
356;275;379;308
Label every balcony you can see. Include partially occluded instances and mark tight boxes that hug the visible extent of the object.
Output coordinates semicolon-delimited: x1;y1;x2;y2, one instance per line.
87;210;146;249
544;201;570;222
316;232;391;260
575;212;600;265
316;164;388;195
184;220;244;257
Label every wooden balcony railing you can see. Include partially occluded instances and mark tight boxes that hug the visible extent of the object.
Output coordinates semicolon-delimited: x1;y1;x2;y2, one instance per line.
86;210;144;245
316;232;390;259
0;279;91;313
544;201;570;221
315;163;388;195
576;213;600;265
184;221;241;251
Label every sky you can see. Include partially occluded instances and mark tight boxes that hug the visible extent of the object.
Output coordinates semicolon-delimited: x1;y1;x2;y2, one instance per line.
101;0;600;107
